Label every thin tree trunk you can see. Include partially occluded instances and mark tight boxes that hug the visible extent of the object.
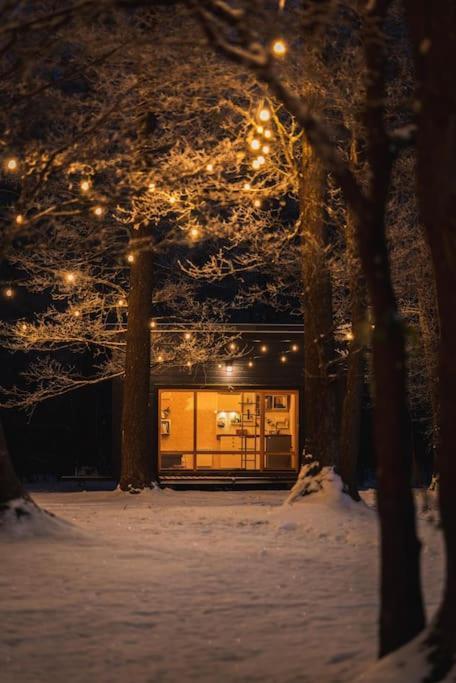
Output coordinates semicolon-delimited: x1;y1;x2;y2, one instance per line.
299;138;339;468
119;233;155;490
404;2;456;674
0;418;27;506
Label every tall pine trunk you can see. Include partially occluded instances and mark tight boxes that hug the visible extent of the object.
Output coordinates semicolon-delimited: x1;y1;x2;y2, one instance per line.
0;418;27;507
119;234;156;490
404;1;456;673
298;138;339;468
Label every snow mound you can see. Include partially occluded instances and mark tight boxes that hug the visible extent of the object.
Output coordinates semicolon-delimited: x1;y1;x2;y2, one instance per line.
0;497;76;540
272;465;375;544
355;628;455;683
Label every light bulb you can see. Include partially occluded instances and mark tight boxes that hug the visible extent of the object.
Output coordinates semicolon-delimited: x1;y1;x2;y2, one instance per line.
229;342;236;350
206;163;214;172
186;361;192;368
248;361;253;368
21;323;27;332
260;344;268;353
184;332;191;340
148;182;156;192
252;159;261;170
345;331;354;341
190;227;199;240
117;298;126;307
262;144;270;154
264;129;272;139
73;309;80;317
253;199;262;208
80;180;90;193
150;320;157;328
93;205;104;217
5;287;14;298
250;138;261;151
256;126;264;134
15;214;24;225
157;355;164;363
127;253;134;263
280;355;287;363
169;195;177;205
243;182;252;191
291;344;298;352
65;272;76;284
6;158;18;171
259;108;271;122
272;39;287;57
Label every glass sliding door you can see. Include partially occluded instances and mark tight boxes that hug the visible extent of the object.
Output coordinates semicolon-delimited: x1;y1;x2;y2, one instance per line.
158;389;298;472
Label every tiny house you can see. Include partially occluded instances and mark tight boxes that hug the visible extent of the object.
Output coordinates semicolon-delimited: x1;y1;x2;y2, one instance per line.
114;323;305;485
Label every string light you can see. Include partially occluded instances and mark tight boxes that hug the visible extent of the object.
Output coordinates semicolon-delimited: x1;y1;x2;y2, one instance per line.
272;39;287;57
243;182;252;191
73;309;81;317
93;205;104;217
256;126;264;134
127;253;135;264
21;323;27;332
186;361;192;368
250;138;261;151
148;182;156;192
252;159;261;170
229;342;237;351
280;355;287;363
6;158;18;172
150;320;157;328
189;227;200;240
206;163;214;172
80;179;91;193
117;298;126;307
169;195;177;205
262;144;270;154
258;108;271;122
264;129;272;139
291;344;299;352
218;363;223;369
4;287;14;298
260;344;268;353
15;214;24;225
248;360;253;368
184;332;191;340
256;155;266;166
253;199;262;208
157;354;164;363
345;331;354;341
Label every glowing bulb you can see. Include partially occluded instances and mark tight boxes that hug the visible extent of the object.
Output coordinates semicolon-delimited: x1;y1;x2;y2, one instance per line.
248;360;253;368
243;182;252;191
21;323;27;332
256;126;264;134
80;180;90;193
93;205;104;217
291;344;298;352
65;272;76;284
257;155;266;166
345;331;354;341
148;182;156;192
262;144;270;154
184;332;191;340
6;158;18;171
73;309;80;317
169;195;177;205
117;298;126;307
218;363;223;369
150;320;157;328
4;287;14;298
252;159;261;170
280;355;287;363
253;199;262;208
15;214;24;225
189;227;200;240
229;342;237;351
225;363;233;375
260;344;268;353
272;39;287;57
157;355;164;363
250;138;261;151
127;253;135;263
264;129;272;139
186;361;192;368
206;163;214;172
259;108;271;122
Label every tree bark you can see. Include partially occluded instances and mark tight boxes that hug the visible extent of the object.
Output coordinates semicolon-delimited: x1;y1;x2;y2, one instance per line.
0;418;27;506
404;2;456;675
119;233;156;490
299;138;339;468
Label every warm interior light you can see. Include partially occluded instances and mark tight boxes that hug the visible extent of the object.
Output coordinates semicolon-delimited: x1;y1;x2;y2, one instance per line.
157;354;164;362
272;39;287;57
259;108;271;122
73;309;80;317
345;331;354;341
229;342;237;351
186;361;192;368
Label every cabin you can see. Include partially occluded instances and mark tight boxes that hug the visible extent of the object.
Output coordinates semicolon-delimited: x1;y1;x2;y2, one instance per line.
114;323;305;486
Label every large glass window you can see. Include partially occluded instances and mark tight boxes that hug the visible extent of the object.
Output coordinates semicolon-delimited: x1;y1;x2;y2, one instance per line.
158;389;298;471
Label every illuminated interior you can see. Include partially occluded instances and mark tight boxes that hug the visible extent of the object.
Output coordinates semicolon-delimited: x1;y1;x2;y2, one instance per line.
159;389;298;471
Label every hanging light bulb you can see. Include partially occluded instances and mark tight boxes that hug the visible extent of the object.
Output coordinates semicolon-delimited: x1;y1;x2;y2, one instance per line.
252;159;261;170
93;205;104;217
73;309;81;317
4;287;14;298
127;253;135;263
248;360;253;368
189;227;200;240
253;198;262;208
80;179;91;193
184;332;191;340
169;195;177;205
272;39;287;57
264;129;272;139
243;182;252;191
280;355;287;363
150;320;157;329
15;214;24;225
345;330;354;341
262;144;270;154
256;126;264;134
291;344;299;352
148;181;156;192
206;162;214;172
21;322;27;332
250;138;261;151
256;155;266;166
229;342;237;351
260;344;268;353
186;361;192;368
65;272;76;284
157;354;164;363
117;298;126;307
258;108;271;122
6;158;18;172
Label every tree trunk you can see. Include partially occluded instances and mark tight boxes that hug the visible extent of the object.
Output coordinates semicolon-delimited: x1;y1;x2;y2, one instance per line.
357;2;425;656
404;2;456;675
299;138;339;468
119;234;156;490
0;417;27;506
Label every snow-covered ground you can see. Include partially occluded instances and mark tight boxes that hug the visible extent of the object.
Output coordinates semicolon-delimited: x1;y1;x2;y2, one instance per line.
0;485;445;683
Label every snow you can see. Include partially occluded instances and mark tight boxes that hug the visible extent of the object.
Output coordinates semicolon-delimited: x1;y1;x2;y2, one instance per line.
0;486;446;683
